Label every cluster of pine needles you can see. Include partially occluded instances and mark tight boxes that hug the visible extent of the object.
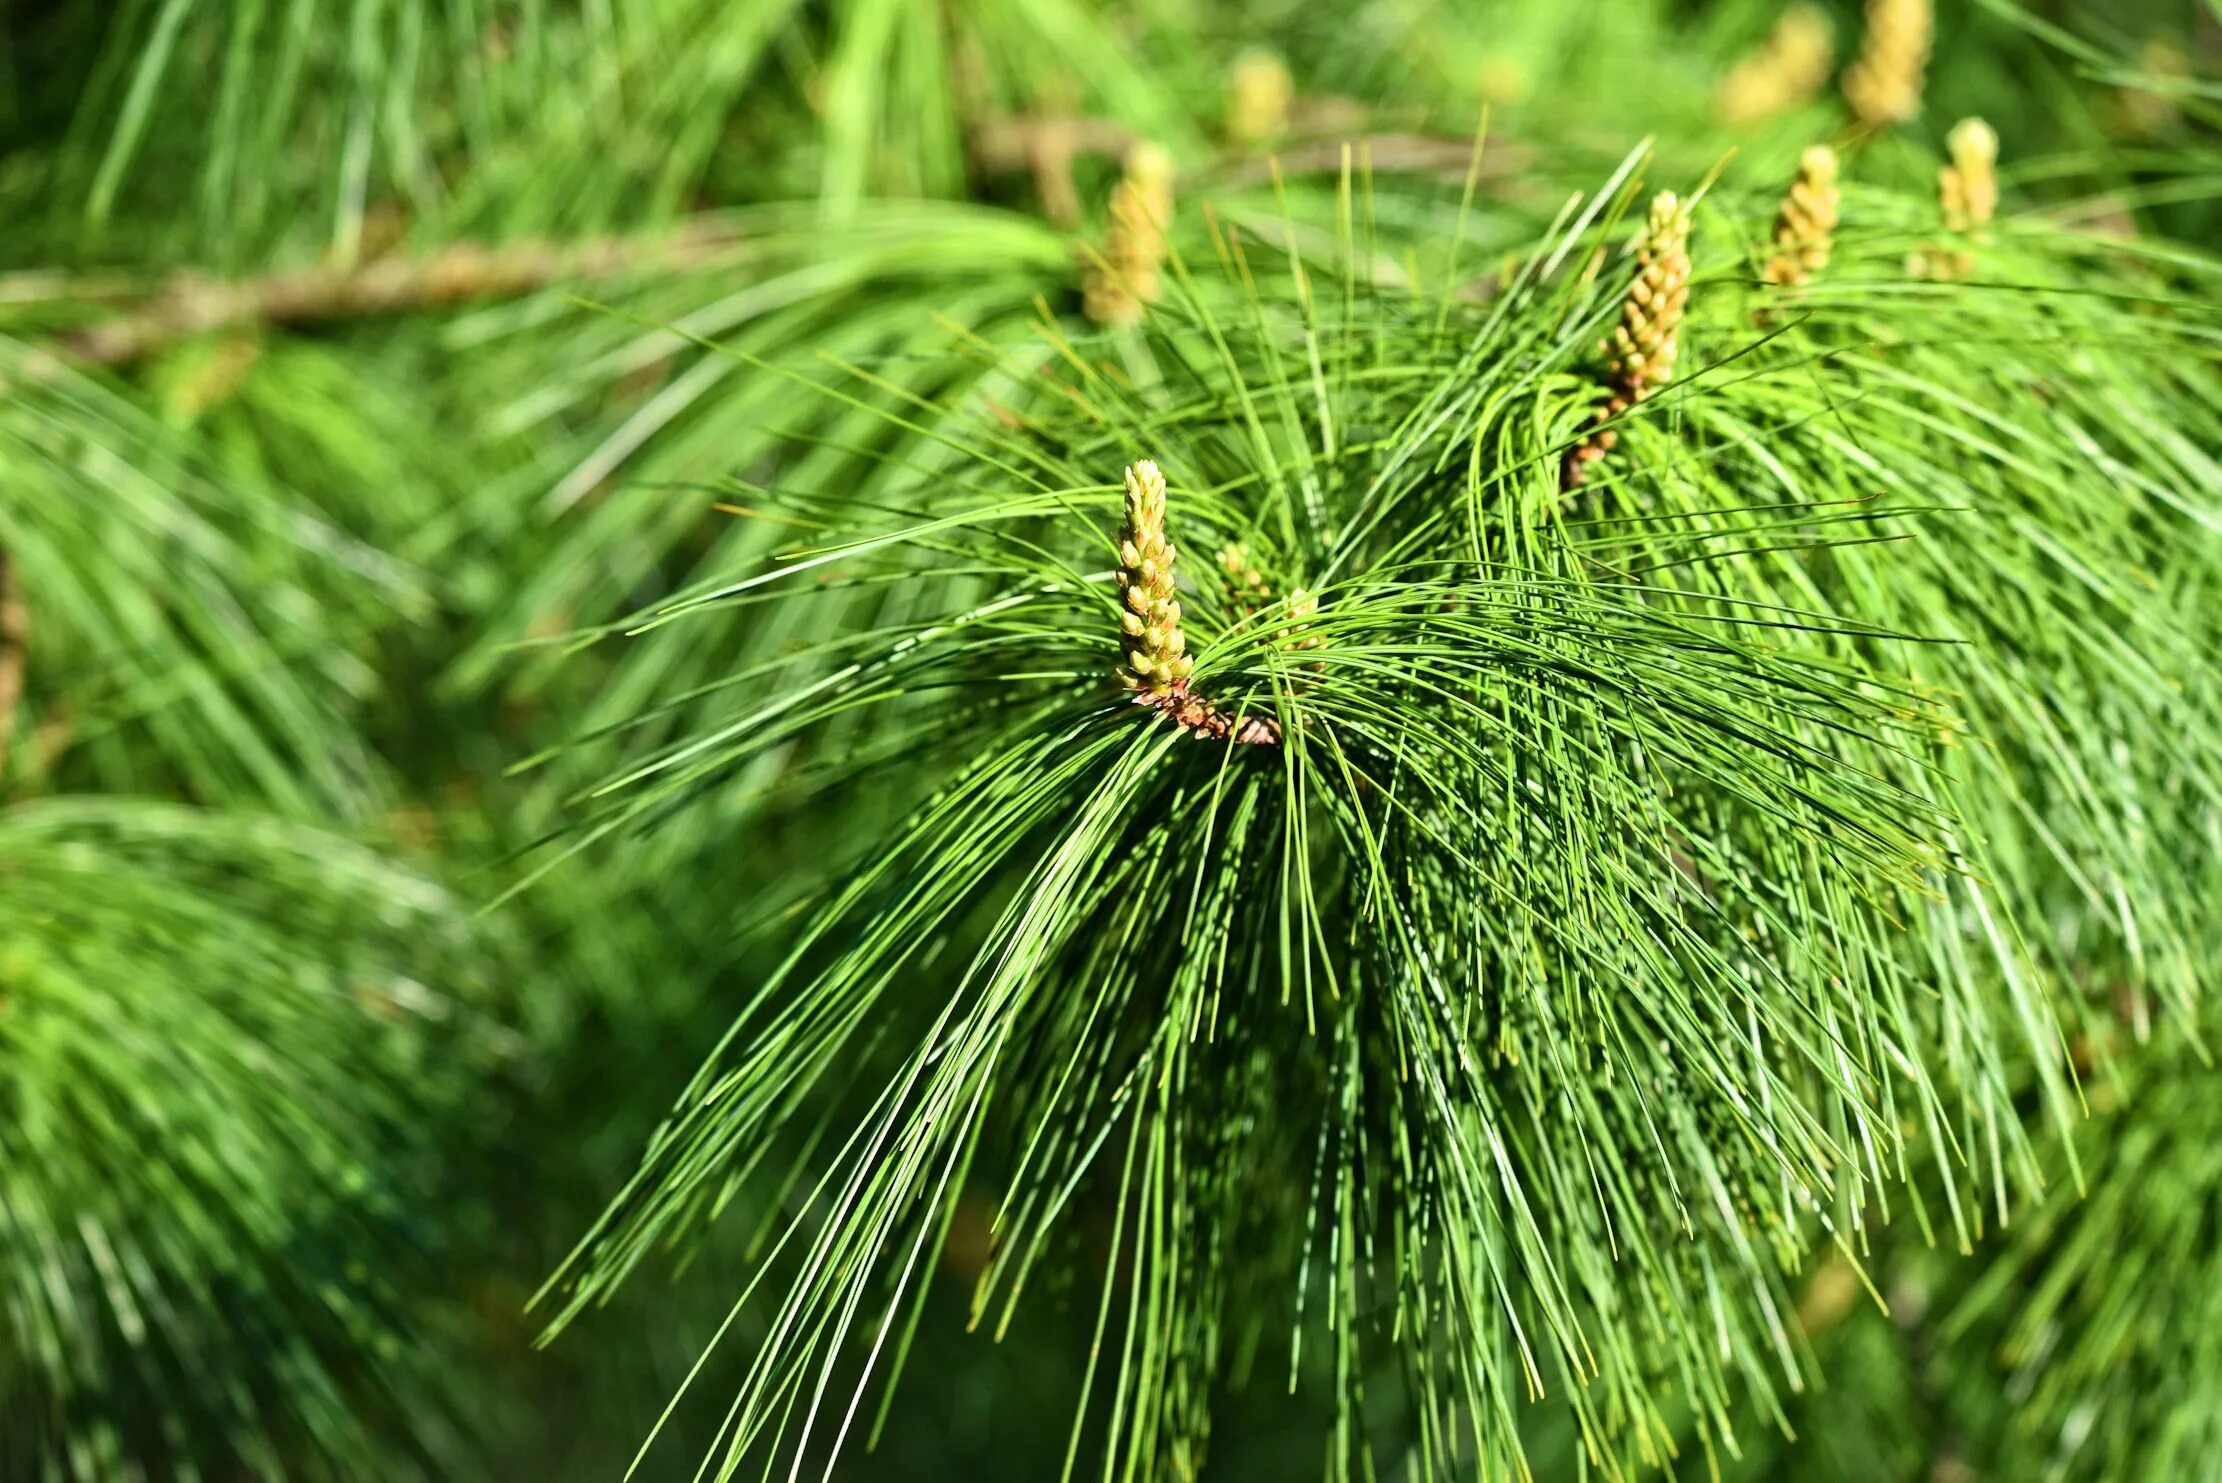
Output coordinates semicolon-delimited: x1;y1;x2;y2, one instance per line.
533;125;2222;1482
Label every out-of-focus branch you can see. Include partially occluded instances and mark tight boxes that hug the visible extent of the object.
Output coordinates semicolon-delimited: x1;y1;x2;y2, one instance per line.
32;219;748;369
969;116;1141;226
1207;132;1527;190
25;111;1525;372
969;110;1529;215
0;548;26;785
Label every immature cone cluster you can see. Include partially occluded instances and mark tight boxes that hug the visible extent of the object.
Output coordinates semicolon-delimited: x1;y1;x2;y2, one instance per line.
1608;192;1695;400
1221;543;1323;652
1764;145;1841;287
1284;588;1324;653
1475;55;1530;107
1913;118;1998;279
1842;0;1932;126
1225;51;1293;149
1084;143;1175;325
1941;117;1999;232
1216;542;1275;612
1117;460;1192;695
1566;191;1694;488
1715;4;1835;126
2114;38;2190;137
1115;462;1278;745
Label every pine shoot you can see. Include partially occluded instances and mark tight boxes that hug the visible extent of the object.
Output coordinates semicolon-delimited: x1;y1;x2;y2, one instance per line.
1226;51;1294;149
1566;191;1694;488
1913;117;1998;279
1117;461;1278;744
1942;116;2000;233
1843;0;1933;126
1764;145;1841;287
1085;144;1176;325
1117;459;1194;696
1715;4;1835;126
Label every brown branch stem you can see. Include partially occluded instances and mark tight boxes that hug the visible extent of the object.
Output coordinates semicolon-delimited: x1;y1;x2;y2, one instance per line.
33;218;749;369
0;547;26;787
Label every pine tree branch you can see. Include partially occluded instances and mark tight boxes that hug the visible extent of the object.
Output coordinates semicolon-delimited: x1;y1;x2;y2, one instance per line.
33;219;749;368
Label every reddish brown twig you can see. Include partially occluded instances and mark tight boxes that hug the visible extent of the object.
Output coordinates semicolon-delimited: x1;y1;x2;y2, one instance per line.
1131;680;1281;746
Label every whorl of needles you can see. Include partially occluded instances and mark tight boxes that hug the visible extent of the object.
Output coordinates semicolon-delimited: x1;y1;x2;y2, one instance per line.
1843;0;1932;126
1566;191;1694;488
1115;461;1278;745
1084;143;1176;326
1715;4;1834;126
1225;51;1294;149
1764;145;1841;287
